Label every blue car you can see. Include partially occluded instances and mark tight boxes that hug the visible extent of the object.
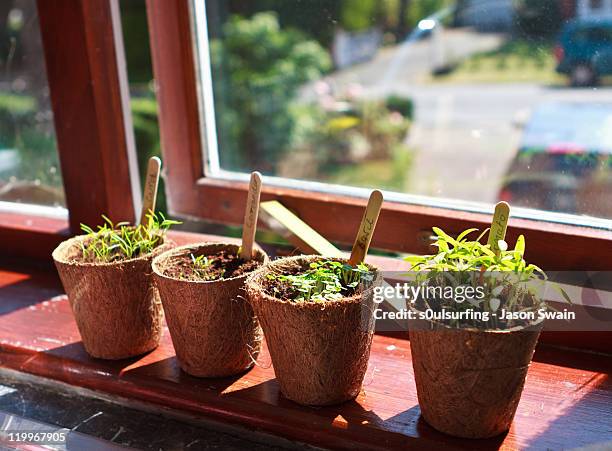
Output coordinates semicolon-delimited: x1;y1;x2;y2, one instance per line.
555;18;612;86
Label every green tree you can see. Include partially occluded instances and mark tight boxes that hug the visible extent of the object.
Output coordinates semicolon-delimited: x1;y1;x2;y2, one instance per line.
221;0;342;47
397;0;411;37
120;0;153;85
210;12;331;172
405;0;453;29
340;0;377;31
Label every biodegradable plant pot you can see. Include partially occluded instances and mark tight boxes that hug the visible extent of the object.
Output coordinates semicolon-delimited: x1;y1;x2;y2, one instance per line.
52;235;173;360
152;243;268;377
246;255;381;406
408;315;544;439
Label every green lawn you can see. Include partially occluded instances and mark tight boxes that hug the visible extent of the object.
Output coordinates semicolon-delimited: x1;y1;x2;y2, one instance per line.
430;39;565;84
325;149;412;192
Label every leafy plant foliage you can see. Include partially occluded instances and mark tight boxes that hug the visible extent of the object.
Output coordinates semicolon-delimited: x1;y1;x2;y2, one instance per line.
406;227;544;276
269;260;372;302
80;212;180;263
404;227;557;328
190;254;216;280
210;12;331;172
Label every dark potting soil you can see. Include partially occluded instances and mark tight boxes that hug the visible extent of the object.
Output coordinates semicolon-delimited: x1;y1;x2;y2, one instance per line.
163;250;262;282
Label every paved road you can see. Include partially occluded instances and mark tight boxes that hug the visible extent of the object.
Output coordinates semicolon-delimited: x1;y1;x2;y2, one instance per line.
310;28;504;97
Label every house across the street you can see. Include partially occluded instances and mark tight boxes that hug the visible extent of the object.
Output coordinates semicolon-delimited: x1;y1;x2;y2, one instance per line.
560;0;612;19
573;0;612;18
455;0;612;32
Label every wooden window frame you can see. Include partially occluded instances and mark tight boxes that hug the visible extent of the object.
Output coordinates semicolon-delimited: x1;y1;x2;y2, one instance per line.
147;0;612;271
0;0;140;260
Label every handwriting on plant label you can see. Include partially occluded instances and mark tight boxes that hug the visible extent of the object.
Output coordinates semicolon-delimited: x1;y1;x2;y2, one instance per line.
357;217;375;250
488;201;510;254
246;176;260;228
348;190;383;266
140;157;161;225
144;172;157;206
240;172;262;260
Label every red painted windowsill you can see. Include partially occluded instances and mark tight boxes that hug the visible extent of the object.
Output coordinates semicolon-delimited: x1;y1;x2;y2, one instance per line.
0;232;611;450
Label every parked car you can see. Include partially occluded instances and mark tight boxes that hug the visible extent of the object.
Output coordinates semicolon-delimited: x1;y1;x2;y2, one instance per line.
498;102;612;218
555;18;612;86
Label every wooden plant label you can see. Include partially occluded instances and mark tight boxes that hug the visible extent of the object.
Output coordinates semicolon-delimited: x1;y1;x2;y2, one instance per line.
240;172;262;260
348;190;384;266
488;201;510;255
259;201;343;257
139;156;161;225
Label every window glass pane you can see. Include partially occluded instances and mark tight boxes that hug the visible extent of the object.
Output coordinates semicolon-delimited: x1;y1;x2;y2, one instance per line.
197;0;612;225
119;0;167;214
0;0;64;208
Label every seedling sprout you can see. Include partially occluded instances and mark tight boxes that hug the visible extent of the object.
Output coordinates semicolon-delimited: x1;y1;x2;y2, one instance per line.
270;260;371;302
80;212;180;262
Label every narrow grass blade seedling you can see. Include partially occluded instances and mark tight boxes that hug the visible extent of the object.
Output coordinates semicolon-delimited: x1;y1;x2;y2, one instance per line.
80;212;180;263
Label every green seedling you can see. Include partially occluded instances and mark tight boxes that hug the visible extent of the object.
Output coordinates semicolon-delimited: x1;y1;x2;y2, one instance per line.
269;260;372;302
80;212;180;263
405;227;569;328
405;227;544;276
190;253;216;280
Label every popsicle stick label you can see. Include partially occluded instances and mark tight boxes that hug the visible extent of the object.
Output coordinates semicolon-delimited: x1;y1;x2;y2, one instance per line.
240;172;262;260
348;190;384;266
488;201;510;255
139;156;161;225
259;201;343;257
